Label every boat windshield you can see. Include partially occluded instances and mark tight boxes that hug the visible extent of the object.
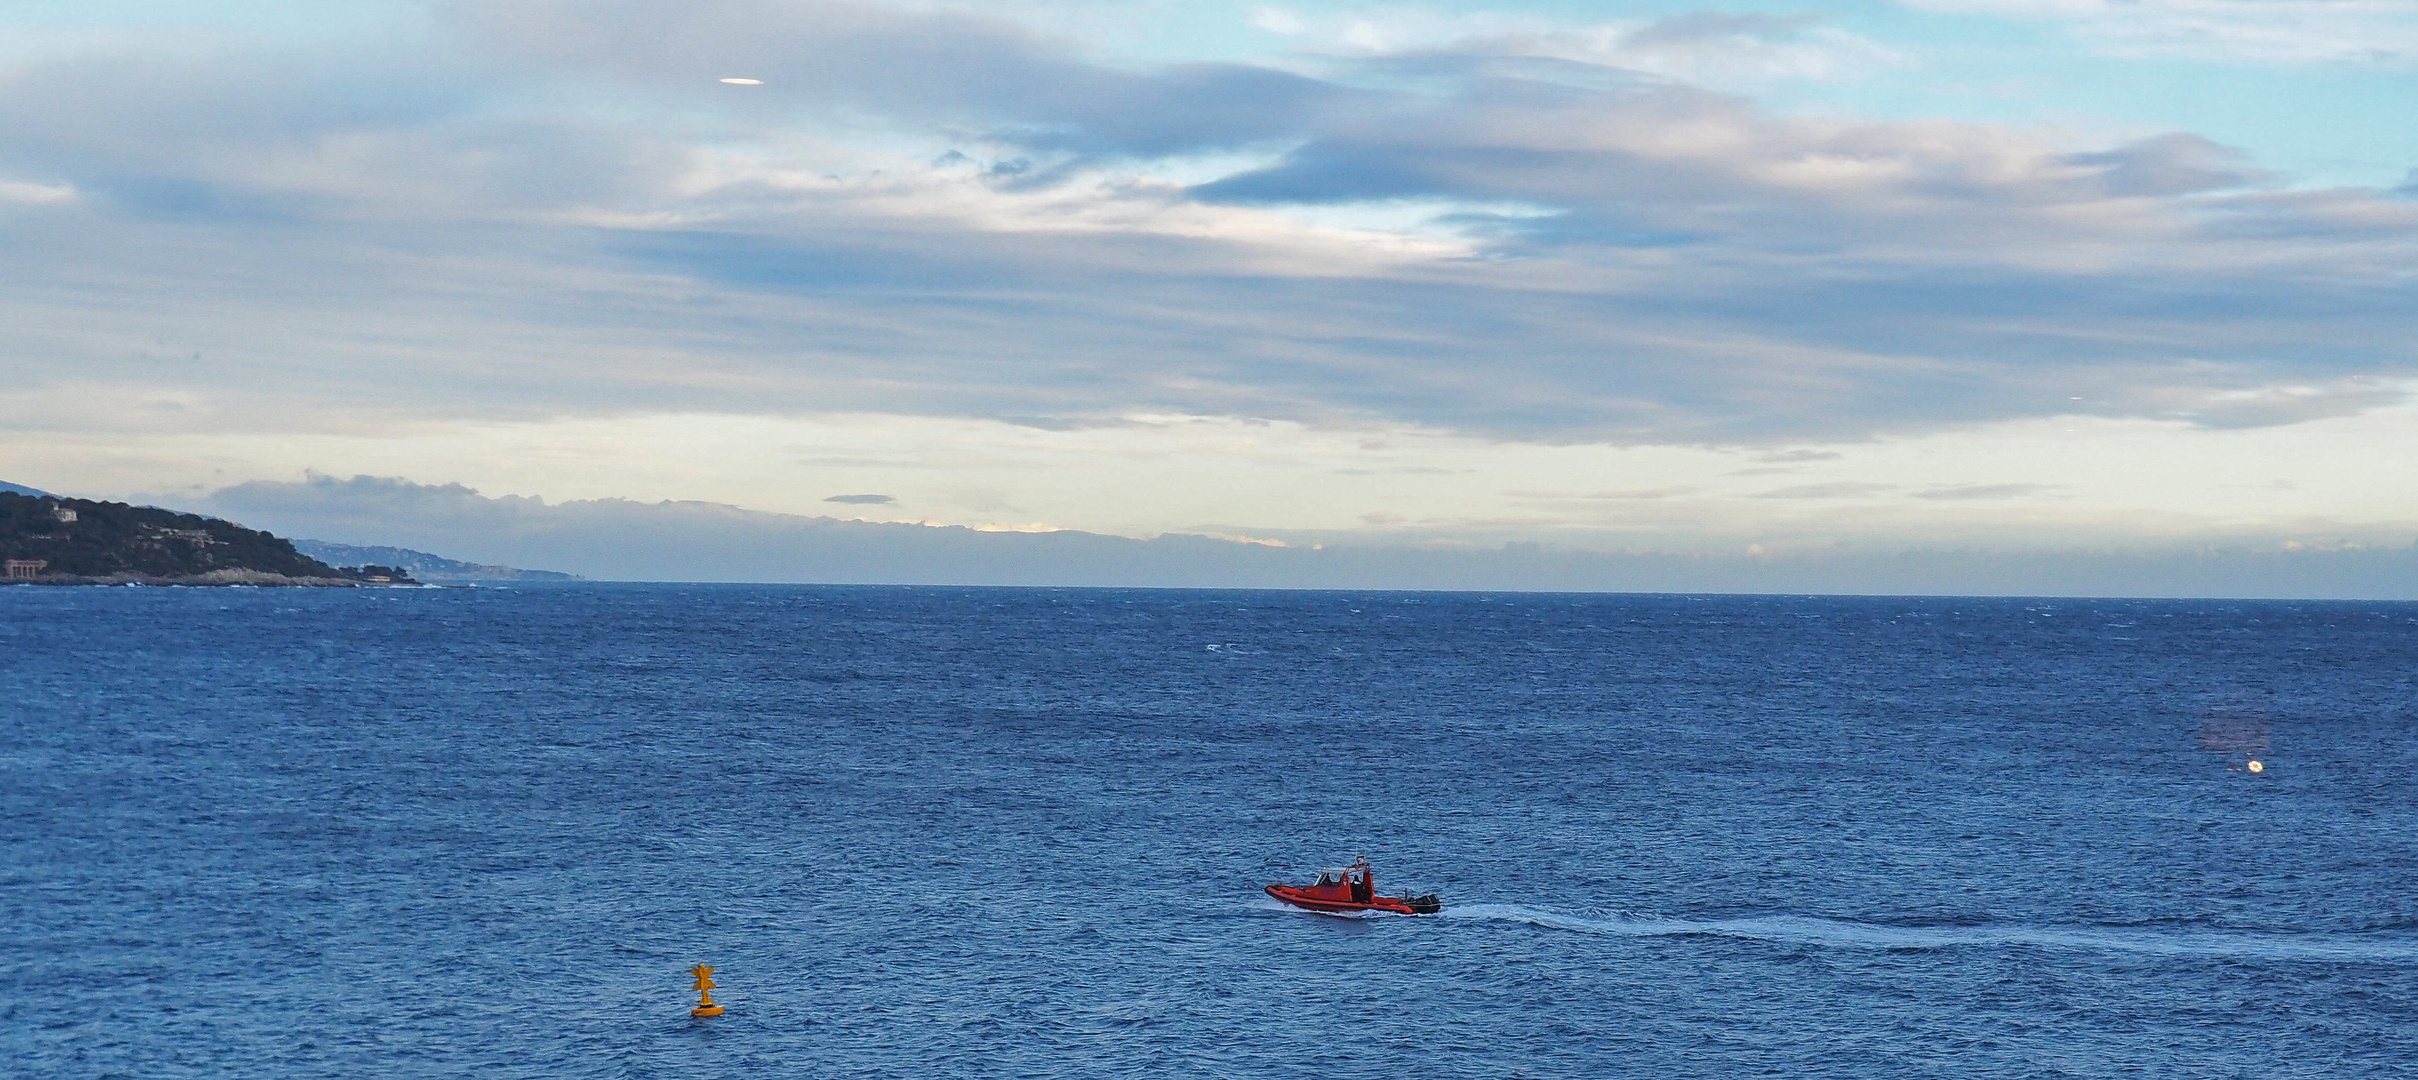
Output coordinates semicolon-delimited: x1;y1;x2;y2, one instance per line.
1315;872;1338;886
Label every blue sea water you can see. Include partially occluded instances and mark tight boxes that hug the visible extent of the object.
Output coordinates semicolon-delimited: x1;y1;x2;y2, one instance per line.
4;585;2416;1078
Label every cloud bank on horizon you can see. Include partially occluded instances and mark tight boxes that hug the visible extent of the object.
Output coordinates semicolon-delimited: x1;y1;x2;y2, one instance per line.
201;473;2418;598
3;0;2417;588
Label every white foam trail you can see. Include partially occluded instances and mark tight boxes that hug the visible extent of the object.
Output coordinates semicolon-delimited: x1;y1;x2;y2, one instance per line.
1439;904;2418;963
1257;895;1410;919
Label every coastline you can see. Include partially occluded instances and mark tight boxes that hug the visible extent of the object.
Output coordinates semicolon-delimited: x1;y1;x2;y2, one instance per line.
4;569;394;587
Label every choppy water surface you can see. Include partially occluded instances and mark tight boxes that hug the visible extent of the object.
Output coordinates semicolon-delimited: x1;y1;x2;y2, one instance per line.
5;586;2415;1077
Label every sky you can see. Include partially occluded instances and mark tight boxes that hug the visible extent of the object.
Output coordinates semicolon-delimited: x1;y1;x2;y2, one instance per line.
3;0;2417;590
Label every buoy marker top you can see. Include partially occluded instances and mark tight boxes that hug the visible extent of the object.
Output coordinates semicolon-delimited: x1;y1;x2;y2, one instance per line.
690;964;725;1017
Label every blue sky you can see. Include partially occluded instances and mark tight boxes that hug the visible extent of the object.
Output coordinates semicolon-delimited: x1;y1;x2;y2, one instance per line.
3;0;2417;588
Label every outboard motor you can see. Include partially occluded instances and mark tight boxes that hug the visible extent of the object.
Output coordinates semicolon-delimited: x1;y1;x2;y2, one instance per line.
1407;894;1442;914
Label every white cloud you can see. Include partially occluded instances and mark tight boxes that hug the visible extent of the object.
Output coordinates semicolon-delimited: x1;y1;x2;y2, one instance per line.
1898;0;2418;64
1244;6;1910;85
0;179;74;203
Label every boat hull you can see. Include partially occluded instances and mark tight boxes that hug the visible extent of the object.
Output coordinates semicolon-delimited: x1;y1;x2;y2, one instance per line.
1265;884;1439;915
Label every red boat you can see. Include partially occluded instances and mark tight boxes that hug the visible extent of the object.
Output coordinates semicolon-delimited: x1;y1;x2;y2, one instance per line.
1266;857;1441;915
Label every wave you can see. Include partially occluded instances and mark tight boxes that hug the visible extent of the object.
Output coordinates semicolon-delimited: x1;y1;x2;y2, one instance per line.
1438;904;2418;963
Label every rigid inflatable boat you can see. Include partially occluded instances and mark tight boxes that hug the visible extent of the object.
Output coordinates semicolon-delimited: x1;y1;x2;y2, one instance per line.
1266;857;1441;915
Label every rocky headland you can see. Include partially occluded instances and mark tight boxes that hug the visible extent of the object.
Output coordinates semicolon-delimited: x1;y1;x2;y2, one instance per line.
0;491;413;586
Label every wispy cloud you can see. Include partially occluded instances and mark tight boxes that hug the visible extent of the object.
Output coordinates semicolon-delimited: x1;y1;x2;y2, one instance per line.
1911;482;2056;500
1896;0;2418;64
0;0;2413;460
1248;7;1911;85
0;179;75;204
1754;482;1900;499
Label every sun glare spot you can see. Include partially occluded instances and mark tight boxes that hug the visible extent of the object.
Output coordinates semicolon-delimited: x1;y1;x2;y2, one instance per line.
719;78;763;85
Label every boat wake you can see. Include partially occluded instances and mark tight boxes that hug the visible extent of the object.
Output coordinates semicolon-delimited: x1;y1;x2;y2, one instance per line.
1439;904;2418;963
1255;895;1416;919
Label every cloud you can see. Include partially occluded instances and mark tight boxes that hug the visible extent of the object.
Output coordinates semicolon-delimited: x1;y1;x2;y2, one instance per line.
1911;483;2056;500
1893;0;2418;64
2128;376;2409;427
1585;486;1701;500
0;0;2413;457
2060;134;2263;197
0;179;75;204
203;473;1199;584
1249;7;1907;85
1753;482;1899;499
442;0;1358;158
1627;12;1821;50
823;493;895;504
187;473;2418;597
1506;486;1700;501
0;42;665;224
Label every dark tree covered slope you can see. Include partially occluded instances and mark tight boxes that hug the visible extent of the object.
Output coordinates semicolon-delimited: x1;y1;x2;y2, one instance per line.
0;492;370;580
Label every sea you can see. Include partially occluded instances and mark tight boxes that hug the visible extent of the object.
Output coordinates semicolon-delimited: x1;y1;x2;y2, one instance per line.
4;585;2415;1078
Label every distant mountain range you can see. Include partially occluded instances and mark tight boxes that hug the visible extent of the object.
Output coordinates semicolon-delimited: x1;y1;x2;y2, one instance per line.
290;540;580;582
0;480;55;497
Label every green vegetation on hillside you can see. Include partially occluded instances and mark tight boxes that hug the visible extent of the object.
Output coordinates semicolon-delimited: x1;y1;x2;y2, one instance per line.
0;492;400;582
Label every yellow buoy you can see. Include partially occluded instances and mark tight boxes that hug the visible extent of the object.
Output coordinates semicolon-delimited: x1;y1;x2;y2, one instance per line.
2246;759;2264;774
690;964;725;1017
